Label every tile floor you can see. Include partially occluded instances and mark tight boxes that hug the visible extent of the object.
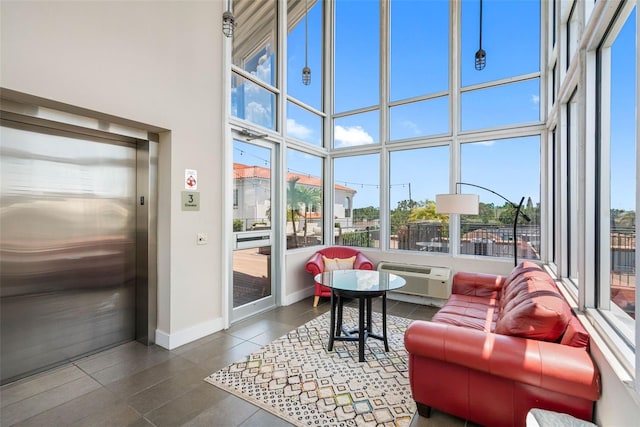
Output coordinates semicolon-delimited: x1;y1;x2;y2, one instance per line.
1;297;476;427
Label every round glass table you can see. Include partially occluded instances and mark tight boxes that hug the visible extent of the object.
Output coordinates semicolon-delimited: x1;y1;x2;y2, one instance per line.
314;269;406;362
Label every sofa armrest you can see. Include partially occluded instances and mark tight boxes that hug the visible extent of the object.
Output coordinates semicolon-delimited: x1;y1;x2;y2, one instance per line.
404;321;600;402
305;252;324;277
353;252;374;270
451;272;504;298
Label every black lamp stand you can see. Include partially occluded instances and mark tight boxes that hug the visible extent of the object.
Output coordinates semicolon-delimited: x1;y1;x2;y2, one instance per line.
456;182;531;267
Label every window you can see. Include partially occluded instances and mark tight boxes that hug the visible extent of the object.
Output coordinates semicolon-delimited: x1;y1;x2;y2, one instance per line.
231;0;278;130
460;0;541;133
287;101;322;146
460;137;541;262
286;148;323;249
461;79;541;131
598;5;636;325
334;0;379;113
231;73;276;130
334;154;380;248
551;129;557;265
390;0;448;100
566;90;579;282
333;111;379;148
390;97;449;141
552;63;557;104
233;0;277;87
566;2;579;70
552;0;557;46
287;0;323;111
461;0;540;87
233;140;272;232
389;146;450;252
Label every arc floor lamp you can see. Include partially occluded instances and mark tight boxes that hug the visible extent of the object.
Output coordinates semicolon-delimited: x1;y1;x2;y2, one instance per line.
435;182;531;267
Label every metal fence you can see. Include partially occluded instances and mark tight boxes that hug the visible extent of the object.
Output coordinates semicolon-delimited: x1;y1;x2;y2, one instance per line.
611;228;635;286
334;227;378;247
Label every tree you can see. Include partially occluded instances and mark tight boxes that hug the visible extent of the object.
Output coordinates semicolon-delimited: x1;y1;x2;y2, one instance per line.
408;200;448;222
353;206;380;223
298;185;322;239
286;176;303;248
390;199;424;234
612;209;635;229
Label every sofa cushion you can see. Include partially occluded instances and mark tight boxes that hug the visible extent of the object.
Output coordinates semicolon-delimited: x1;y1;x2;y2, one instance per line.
502;261;543;289
560;316;590;349
432;294;500;332
495;288;572;341
322;255;356;271
501;271;559;312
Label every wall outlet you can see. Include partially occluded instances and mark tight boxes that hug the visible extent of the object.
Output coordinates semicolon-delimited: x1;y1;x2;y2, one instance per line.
197;232;208;245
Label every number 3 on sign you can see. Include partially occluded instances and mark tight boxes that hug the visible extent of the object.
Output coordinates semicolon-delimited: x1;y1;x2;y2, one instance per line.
181;191;200;211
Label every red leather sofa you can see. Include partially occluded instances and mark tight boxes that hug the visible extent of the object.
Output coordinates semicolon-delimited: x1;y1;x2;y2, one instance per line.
404;262;600;427
305;246;374;307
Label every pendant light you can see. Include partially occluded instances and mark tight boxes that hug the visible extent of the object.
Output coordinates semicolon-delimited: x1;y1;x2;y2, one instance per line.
222;0;235;38
475;0;486;70
302;0;311;85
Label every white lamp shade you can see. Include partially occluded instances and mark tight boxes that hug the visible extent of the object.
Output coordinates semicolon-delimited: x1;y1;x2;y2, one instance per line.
435;193;479;215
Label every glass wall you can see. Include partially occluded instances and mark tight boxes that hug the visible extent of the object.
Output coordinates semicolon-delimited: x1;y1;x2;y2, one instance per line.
334;0;379;114
286;148;323;249
231;0;278;130
333;154;380;248
228;0;640;398
549;0;638;379
389;0;449;141
287;0;323;147
603;6;636;321
460;137;541;262
566;90;579;282
389;147;450;252
597;5;637;325
333;0;380;149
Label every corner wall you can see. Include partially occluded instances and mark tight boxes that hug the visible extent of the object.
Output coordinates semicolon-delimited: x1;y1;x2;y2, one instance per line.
1;1;225;346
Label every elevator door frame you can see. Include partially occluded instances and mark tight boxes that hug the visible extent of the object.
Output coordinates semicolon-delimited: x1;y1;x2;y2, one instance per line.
0;99;158;383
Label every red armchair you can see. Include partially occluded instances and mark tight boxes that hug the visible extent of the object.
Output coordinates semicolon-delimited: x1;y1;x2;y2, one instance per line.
305;246;374;307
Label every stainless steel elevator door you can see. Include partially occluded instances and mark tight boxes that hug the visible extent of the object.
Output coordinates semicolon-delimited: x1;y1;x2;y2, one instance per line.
0;124;137;384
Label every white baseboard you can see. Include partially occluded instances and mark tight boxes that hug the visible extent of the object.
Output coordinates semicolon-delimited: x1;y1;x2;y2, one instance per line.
285;287;315;305
155;317;224;350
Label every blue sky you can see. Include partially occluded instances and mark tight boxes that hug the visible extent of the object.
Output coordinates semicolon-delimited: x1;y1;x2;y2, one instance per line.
610;7;637;211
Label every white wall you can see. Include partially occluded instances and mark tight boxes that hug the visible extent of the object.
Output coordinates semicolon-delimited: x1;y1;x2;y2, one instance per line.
1;0;225;348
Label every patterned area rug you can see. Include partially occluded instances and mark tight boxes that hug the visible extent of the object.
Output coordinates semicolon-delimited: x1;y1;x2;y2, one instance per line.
204;307;416;426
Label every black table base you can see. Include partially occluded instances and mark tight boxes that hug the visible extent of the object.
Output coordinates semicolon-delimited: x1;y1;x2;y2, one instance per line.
328;289;389;362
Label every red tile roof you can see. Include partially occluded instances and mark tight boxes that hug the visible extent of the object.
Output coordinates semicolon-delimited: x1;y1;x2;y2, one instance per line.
234;163;354;192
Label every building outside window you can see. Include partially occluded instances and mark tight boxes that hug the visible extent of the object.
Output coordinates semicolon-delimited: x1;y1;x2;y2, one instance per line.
286;148;324;249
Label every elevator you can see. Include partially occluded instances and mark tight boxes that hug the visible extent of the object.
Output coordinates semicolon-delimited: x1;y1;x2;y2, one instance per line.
0;94;158;385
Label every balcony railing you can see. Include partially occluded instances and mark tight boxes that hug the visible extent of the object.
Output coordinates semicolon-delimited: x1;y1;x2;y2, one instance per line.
393;221;541;260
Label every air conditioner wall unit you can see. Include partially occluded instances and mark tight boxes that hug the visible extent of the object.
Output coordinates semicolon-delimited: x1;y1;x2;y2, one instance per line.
377;262;452;299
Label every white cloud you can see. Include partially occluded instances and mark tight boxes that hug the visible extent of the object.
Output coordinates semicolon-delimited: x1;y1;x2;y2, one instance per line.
475;140;495;146
246;101;271;127
334;125;374;147
287;118;313;140
531;94;540;104
401;120;421;136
